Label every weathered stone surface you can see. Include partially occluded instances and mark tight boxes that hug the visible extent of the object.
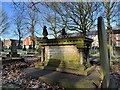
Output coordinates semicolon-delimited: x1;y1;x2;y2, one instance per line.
98;16;110;88
38;37;93;75
44;45;83;70
10;40;19;57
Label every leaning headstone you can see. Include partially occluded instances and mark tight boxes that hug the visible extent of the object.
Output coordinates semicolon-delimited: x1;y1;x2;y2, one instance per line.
98;17;110;88
11;40;19;57
0;39;3;51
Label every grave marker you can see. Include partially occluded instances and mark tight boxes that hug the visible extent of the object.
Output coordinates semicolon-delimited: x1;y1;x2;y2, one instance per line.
98;17;110;88
11;40;19;57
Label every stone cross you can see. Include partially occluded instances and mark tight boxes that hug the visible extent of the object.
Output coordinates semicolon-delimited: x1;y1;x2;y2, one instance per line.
98;17;110;88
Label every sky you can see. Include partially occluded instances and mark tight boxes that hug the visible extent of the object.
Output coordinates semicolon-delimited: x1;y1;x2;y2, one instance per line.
1;1;120;40
1;2;50;40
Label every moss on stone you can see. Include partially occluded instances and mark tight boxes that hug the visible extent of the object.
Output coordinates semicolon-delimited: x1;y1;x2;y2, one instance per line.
38;37;85;48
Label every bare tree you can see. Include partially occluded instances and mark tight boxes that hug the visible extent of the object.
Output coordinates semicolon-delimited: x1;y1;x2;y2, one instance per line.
12;2;101;37
25;6;40;49
44;2;100;36
101;2;118;60
43;3;63;38
12;2;41;49
101;2;118;31
14;2;100;37
12;10;28;49
0;10;9;35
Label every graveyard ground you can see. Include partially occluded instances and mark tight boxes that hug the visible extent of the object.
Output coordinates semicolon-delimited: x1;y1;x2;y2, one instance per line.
1;56;120;89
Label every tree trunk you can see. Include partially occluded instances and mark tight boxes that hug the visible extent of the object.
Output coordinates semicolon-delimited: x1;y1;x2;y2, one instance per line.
18;37;22;49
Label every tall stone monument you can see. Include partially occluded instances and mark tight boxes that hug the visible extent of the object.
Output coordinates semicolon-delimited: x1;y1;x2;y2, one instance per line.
98;17;110;88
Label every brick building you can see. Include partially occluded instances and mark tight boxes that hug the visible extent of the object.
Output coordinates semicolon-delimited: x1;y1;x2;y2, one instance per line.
23;36;42;49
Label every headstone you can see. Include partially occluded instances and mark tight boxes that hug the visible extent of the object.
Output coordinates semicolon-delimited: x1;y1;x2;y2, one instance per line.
11;40;19;57
29;45;32;49
98;17;110;88
23;45;26;51
0;39;3;51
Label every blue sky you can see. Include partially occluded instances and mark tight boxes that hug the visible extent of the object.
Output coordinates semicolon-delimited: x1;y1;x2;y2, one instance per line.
1;2;119;40
1;2;15;40
1;2;49;40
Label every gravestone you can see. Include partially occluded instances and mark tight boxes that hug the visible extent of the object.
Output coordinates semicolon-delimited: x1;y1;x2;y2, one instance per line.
98;17;110;88
29;45;32;50
23;45;26;51
0;39;3;52
11;40;19;57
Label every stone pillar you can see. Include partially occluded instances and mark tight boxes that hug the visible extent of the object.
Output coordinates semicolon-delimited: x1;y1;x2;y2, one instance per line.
11;40;19;57
98;17;110;88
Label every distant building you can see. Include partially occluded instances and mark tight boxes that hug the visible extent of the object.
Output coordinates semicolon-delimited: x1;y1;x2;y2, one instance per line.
3;39;23;49
4;39;11;49
23;36;42;49
112;25;120;47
